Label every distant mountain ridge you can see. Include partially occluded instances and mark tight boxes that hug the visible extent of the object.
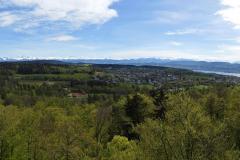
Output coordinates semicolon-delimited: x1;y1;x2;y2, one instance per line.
1;58;240;74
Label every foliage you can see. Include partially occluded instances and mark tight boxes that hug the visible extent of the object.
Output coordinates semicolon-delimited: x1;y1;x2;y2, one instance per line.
0;62;239;159
105;136;137;160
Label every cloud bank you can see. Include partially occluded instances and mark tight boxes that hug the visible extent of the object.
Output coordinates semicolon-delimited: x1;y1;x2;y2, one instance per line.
0;0;119;29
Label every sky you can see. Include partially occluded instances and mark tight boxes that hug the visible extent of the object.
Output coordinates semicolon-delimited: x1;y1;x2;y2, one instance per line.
0;0;240;62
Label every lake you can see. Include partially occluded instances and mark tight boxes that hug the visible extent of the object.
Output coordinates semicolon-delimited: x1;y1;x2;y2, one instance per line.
194;70;240;77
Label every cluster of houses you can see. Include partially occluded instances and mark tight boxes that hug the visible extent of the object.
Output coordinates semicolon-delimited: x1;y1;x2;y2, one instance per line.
94;67;181;85
66;66;240;98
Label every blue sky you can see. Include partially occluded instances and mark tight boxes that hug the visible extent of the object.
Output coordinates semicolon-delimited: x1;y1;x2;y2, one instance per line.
0;0;240;62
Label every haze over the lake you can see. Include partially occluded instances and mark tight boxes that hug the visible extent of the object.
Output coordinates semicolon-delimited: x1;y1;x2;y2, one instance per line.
0;0;240;62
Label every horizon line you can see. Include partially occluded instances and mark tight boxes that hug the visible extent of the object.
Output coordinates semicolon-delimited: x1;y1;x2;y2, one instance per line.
1;57;240;64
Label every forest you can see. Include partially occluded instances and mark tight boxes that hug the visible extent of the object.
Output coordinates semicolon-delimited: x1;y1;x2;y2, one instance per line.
0;61;240;160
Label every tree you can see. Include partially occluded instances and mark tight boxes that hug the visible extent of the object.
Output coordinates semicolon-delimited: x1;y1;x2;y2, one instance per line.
124;93;155;139
95;106;112;144
204;93;225;120
108;98;129;138
224;87;240;149
125;94;155;125
136;93;229;160
150;87;168;119
106;136;138;160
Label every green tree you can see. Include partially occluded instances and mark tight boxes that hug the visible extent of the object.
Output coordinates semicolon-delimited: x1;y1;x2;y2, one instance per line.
204;93;225;120
137;93;229;160
105;136;138;160
224;87;240;149
125;94;155;125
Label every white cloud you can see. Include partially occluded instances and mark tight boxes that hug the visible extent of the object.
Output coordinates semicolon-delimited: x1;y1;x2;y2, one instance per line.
235;37;240;43
218;44;240;52
148;11;190;24
213;44;240;62
47;35;78;42
165;28;203;36
0;0;119;29
217;0;240;29
169;41;183;46
0;12;19;27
